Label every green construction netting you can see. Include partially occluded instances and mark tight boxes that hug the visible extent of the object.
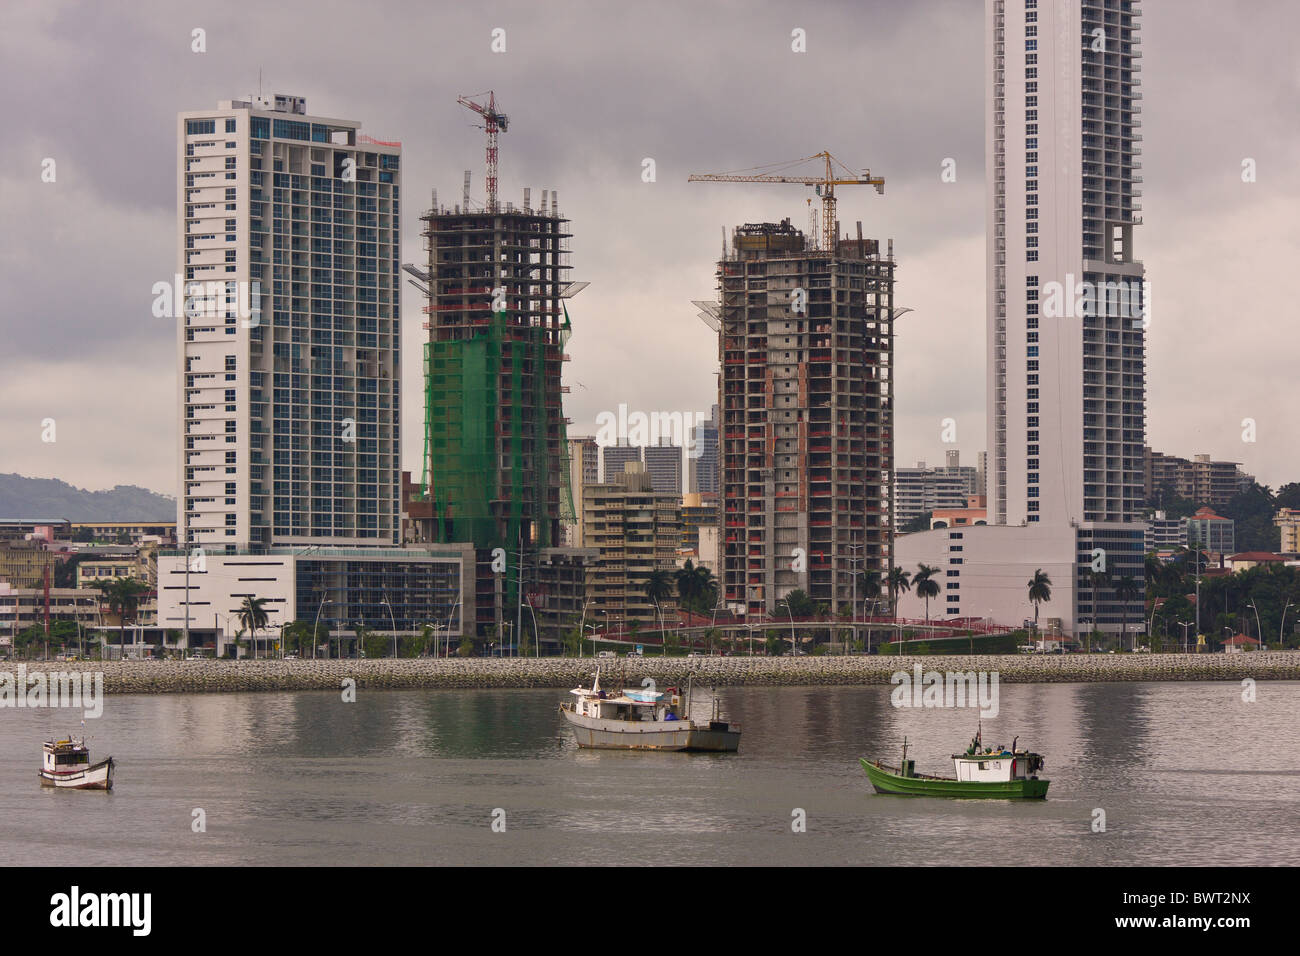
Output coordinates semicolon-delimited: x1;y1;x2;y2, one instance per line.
422;305;573;556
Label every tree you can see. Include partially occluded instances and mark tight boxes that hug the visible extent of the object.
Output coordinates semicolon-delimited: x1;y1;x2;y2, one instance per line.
644;568;674;633
1085;569;1109;652
888;566;912;618
237;596;270;660
913;564;941;626
1027;569;1052;638
901;512;931;534
644;569;674;603
674;560;717;615
783;589;815;618
859;569;883;607
1113;575;1141;650
93;576;150;660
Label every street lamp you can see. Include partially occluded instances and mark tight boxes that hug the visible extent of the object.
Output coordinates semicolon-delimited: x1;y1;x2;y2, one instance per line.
380;596;397;658
313;597;332;660
1177;620;1192;655
1246;602;1263;648
777;599;796;657
1281;600;1294;649
445;589;463;659
584;624;598;658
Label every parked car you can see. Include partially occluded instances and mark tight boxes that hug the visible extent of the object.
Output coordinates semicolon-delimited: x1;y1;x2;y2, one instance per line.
596;650;617;659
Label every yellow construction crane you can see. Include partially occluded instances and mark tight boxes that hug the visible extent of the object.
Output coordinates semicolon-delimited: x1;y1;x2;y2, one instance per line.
688;151;884;253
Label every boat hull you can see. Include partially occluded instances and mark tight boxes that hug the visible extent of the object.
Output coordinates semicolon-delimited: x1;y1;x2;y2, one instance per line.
561;707;739;752
39;757;114;791
860;758;1048;799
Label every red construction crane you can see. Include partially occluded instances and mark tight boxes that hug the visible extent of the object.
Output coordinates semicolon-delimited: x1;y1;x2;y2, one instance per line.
688;151;884;253
457;91;509;214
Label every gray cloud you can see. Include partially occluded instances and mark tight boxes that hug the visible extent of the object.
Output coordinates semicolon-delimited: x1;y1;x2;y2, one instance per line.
1;0;1297;496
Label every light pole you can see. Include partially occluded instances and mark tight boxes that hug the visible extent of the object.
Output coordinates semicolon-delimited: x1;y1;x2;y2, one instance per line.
525;596;540;658
1177;620;1192;655
778;599;796;657
380;596;397;658
1246;602;1263;648
446;588;463;659
313;597;332;660
846;538;863;656
1281;600;1294;649
584;624;598;658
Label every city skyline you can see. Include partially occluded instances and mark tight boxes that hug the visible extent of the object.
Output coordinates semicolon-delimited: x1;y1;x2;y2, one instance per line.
3;0;1299;499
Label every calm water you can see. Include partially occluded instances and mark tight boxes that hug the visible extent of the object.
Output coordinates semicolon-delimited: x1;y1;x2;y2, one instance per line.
2;682;1296;866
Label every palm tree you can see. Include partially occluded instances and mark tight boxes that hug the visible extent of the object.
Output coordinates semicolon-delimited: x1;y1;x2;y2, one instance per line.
237;596;270;660
1086;569;1110;652
1113;575;1141;651
644;568;674;637
1027;569;1052;639
674;559;702;610
887;566;912;619
913;564;941;627
93;576;151;660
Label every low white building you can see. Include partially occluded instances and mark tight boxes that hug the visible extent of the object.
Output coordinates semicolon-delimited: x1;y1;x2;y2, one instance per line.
157;545;471;656
894;524;1077;632
893;522;1146;638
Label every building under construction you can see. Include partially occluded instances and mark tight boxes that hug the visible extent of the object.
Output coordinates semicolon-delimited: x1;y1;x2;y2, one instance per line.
414;184;586;644
714;219;896;619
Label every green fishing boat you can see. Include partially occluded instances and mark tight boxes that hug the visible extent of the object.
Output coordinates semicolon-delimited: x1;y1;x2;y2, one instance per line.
860;729;1049;799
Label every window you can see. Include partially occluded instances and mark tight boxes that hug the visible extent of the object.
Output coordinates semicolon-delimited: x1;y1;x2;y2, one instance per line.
225;355;236;370
186;119;216;135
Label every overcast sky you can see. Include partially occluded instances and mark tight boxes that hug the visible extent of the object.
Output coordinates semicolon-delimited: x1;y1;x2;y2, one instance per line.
2;0;1298;499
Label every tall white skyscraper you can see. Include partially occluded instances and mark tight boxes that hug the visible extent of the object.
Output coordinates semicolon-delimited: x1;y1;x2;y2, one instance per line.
986;0;1145;528
895;0;1146;636
986;0;1147;632
176;95;402;553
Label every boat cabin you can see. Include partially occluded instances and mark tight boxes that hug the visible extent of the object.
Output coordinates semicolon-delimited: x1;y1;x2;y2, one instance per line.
567;688;683;723
951;736;1044;783
42;739;91;774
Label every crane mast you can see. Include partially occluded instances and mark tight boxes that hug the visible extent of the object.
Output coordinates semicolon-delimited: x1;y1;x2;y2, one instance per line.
457;91;509;214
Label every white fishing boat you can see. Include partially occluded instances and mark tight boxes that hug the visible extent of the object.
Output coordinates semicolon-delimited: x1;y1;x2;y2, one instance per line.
38;737;115;791
560;670;740;752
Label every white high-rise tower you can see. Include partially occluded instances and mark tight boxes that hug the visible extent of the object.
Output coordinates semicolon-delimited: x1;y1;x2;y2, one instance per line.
176;95;402;553
895;0;1146;638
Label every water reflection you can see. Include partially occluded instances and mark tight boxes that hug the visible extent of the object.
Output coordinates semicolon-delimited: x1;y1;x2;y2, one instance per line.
0;682;1295;866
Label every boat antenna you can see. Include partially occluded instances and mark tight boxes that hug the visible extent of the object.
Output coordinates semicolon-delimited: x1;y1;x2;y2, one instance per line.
901;736;907;763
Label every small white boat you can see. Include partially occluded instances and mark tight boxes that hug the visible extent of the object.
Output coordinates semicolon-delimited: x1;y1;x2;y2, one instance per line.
39;737;115;791
560;670;740;752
